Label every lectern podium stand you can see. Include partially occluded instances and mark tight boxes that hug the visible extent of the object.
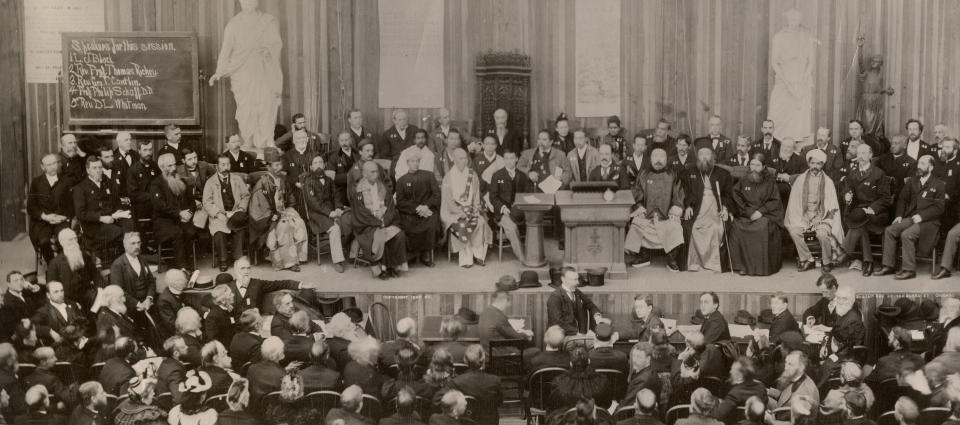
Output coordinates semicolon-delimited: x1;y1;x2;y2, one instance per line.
513;193;555;267
555;190;634;278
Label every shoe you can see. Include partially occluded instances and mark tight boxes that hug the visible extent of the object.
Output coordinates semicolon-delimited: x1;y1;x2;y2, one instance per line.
378;271;390;280
894;270;916;280
667;262;680;272
631;259;650;268
738;270;748;276
862;262;874;277
422;259;435;268
388;268;400;278
848;259;862;271
290;265;301;272
462;264;473;269
474;259;485;267
334;262;345;273
873;266;896;276
797;261;815;272
933;269;952;280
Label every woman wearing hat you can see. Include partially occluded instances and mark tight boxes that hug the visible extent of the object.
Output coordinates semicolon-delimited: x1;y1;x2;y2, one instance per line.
167;370;217;425
114;376;167;425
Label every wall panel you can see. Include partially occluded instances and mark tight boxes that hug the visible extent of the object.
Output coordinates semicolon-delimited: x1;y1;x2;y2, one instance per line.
12;0;960;239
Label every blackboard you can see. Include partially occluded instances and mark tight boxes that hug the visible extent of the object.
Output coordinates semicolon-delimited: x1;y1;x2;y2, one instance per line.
62;32;199;126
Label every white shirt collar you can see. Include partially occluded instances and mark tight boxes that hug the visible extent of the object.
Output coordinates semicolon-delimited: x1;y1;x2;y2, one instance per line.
45;174;58;186
577;146;587;156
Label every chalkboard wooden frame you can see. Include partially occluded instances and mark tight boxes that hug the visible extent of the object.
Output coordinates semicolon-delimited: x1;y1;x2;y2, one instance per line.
61;31;200;126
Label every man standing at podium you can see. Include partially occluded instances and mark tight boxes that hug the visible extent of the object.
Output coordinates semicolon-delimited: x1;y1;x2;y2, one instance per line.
624;148;685;271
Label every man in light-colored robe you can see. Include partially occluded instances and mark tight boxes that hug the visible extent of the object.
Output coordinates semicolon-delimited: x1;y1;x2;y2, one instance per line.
683;147;733;272
785;149;845;273
209;0;283;150
441;149;493;267
395;129;436;179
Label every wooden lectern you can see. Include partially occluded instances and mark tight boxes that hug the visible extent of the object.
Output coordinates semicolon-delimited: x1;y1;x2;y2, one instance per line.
555;190;634;278
513;193;555;267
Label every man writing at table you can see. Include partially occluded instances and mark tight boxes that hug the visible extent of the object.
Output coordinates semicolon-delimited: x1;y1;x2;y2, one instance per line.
547;267;606;349
479;290;534;357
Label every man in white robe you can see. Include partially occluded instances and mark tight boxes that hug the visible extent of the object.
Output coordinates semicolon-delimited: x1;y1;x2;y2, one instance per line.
785;149;845;273
441;149;493;267
683;147;733;272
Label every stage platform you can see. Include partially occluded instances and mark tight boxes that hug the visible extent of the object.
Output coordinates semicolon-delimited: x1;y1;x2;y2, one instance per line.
2;234;950;361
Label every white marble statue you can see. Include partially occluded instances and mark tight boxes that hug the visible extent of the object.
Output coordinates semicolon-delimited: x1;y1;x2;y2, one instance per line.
209;0;282;151
768;9;816;146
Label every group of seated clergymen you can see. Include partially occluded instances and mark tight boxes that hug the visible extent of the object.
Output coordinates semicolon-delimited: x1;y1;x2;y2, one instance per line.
5;263;960;425
26;108;960;280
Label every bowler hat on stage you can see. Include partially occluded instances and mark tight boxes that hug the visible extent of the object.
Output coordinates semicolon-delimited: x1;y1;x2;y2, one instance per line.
586;267;607;287
215;273;235;286
193;275;215;291
878;297;918;318
548;267;563;287
734;310;756;326
496;275;519;292
518;271;542;288
456;307;479;325
758;309;776;325
690;310;705;325
343;307;364;323
919;298;940;322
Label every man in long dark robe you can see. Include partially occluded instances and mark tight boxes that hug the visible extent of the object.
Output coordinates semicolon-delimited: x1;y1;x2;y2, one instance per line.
624;148;685;271
396;149;441;267
835;144;891;277
730;156;784;276
351;161;407;280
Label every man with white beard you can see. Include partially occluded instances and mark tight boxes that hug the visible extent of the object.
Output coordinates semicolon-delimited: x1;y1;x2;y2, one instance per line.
766;351;819;413
831;287;865;346
45;228;102;311
929;297;960;356
150;153;195;270
95;285;137;342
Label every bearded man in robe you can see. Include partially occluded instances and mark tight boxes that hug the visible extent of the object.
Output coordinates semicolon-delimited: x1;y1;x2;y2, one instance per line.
441;149;493;268
682;147;733;272
784;149;845;273
730;155;784;276
150;153;195;269
624;148;685;271
250;148;307;272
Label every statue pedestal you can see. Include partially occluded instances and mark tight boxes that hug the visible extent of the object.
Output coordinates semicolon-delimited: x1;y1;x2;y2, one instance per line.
555;190;634;279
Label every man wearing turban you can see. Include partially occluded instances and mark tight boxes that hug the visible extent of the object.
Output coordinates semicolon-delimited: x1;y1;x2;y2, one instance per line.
784;149;845;273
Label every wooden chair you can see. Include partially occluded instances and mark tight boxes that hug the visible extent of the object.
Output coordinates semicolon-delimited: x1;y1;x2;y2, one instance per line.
17;363;36;378
919;407;950;425
595;369;627;402
360;394;382;421
699;376;724;397
612;405;636;422
204;394;229;412
367;302;396;342
488;339;526;406
525;367;567;424
304;390;340;416
664;404;690;425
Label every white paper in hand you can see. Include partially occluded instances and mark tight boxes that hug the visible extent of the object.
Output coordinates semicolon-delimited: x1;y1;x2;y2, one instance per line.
728;324;754;339
508;318;525;332
538;175;562;194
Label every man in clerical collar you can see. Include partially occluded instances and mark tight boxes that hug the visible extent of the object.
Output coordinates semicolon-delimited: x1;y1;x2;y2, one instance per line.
396;128;436;179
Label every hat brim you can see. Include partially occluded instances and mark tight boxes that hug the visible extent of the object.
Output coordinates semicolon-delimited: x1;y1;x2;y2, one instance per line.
877;307;902;317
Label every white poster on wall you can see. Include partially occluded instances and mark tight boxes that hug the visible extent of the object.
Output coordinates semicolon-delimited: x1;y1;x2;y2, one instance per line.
575;0;621;117
378;0;444;108
24;0;105;83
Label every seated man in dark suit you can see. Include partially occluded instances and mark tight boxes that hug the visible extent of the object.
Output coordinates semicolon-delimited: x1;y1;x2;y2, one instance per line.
629;295;665;342
379;317;423;370
203;285;236;349
767;292;800;345
802;273;839;327
95;285;138;345
22;347;76;407
228;309;264;371
1;271;44;342
246;336;286;406
379;386;425;425
155;269;199;340
618;388;665;425
621;342;661;407
301;339;341;393
98;337;137;396
225;258;305;317
73;156;133;252
69;382;109;425
269;292;322;342
866;327;924;385
698;291;731;345
832;287;866;346
589;323;628;373
451;344;502;425
32;281;88;347
714;357;767;423
155;336;188;404
46;228;102;312
15;385;65;425
547;267;604;345
679;331;726;380
324;385;374;425
282;311;319;364
26;153;71;262
526;325;571;373
109;232;156;327
198;341;235;397
478;290;535;359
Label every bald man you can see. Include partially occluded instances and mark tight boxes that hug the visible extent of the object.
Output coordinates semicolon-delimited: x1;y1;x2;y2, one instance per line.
396;147;441;266
27;154;72;261
441;148;493;268
352;161;407;279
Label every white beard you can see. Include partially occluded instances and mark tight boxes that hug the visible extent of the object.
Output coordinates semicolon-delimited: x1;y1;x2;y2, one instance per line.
62;244;85;271
836;304;853;317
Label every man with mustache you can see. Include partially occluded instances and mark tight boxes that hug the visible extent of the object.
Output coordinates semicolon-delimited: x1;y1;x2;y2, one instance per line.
624;148;685;271
771;137;806;205
729;155;784;276
150;153;195;270
327;130;362;207
46;228;101;310
800;127;845;183
934;123;950;148
694;115;733;161
876;154;946;280
669;137;694;172
588;144;623;187
682;147;732;272
765;351;818;413
904;118;938;160
73;156;133;252
877;134;917;204
840;119;884;159
835;144;891;277
751;119;780;166
27;154;71;262
395;128;436;180
600;115;628;160
934;138;960;230
649;118;677;157
784;149;845;273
